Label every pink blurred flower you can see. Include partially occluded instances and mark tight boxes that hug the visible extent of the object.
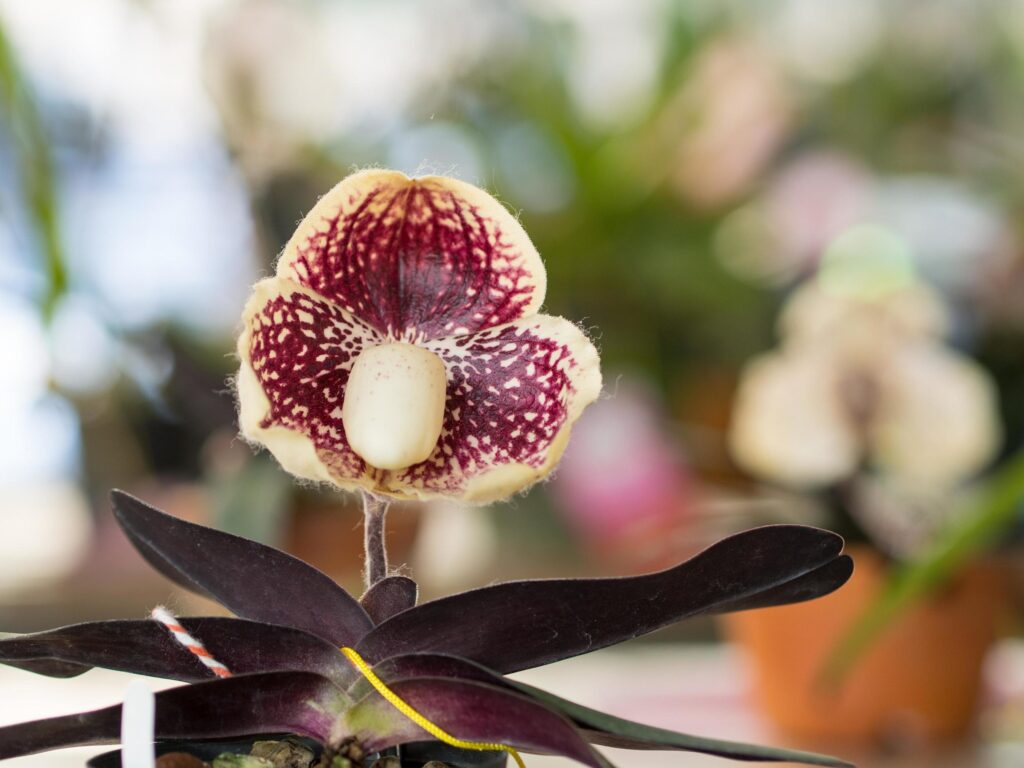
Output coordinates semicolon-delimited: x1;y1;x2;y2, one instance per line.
554;381;692;545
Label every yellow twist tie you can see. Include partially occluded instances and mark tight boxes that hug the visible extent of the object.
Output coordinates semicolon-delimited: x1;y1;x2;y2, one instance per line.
340;647;526;768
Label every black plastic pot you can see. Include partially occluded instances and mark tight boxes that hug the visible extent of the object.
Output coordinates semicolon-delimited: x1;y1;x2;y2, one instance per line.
87;738;507;768
401;742;507;767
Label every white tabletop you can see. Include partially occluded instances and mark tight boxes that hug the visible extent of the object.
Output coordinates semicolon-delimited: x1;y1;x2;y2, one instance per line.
0;644;1003;768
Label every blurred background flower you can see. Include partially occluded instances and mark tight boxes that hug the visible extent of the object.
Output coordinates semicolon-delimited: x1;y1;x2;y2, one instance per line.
729;275;1002;554
553;379;698;570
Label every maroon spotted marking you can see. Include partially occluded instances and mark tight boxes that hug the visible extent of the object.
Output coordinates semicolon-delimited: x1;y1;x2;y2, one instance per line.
290;181;537;340
397;322;579;493
248;290;382;479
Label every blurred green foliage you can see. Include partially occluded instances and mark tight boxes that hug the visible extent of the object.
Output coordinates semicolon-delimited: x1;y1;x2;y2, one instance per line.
0;21;65;321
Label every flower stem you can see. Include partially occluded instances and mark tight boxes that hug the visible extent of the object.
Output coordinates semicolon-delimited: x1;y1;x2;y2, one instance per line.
362;491;390;591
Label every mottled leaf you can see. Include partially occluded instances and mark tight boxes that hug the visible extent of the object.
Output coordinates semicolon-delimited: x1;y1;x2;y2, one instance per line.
342;677;614;768
0;672;343;760
110;490;373;645
0;618;354;683
360;576;418;624
357;526;848;671
351;653;851;767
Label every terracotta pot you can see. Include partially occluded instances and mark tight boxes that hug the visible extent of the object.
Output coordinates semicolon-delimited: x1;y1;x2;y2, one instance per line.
725;547;1009;745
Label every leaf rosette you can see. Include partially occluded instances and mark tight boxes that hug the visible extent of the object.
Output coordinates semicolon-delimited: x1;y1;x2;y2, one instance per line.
0;492;854;768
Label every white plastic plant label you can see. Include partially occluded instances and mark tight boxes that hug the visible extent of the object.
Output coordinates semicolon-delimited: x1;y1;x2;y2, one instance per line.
120;679;155;768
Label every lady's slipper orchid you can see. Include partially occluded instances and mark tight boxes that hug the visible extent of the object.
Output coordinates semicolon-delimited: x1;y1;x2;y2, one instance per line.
237;170;601;502
729;279;1001;489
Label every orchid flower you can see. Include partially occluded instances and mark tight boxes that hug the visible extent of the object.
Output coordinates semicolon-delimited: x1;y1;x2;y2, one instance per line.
236;169;601;505
730;279;1001;489
0;492;853;768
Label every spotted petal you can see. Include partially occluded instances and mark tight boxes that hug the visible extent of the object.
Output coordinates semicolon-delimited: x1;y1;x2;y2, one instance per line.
276;169;546;340
238;278;381;492
384;314;601;501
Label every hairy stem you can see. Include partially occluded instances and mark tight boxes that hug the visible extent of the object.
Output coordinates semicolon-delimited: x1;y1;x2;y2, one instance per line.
362;491;390;591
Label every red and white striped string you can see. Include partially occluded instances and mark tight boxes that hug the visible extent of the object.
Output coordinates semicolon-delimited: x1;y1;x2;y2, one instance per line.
150;606;232;679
